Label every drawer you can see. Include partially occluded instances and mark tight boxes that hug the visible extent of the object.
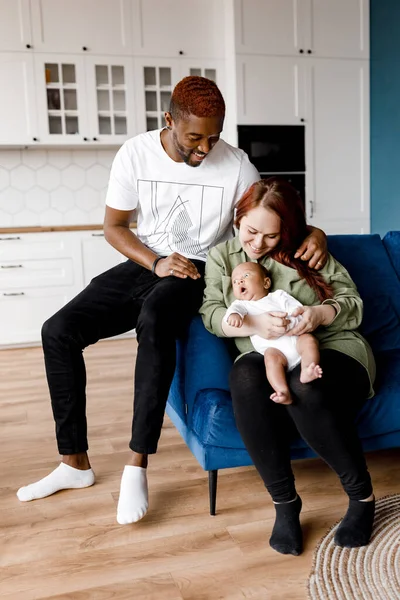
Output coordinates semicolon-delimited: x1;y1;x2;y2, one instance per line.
0;286;75;345
0;258;74;290
0;235;75;261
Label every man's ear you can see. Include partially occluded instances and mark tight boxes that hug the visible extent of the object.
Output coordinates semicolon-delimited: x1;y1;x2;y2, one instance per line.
164;112;173;129
264;277;271;290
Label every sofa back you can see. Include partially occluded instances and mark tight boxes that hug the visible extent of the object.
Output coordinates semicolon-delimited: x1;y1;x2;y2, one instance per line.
327;234;400;352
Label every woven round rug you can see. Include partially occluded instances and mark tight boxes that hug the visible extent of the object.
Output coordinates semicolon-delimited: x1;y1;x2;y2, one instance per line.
308;494;400;599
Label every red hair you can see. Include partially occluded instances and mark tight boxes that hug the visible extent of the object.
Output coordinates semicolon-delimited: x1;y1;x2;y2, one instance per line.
235;178;333;302
169;76;225;121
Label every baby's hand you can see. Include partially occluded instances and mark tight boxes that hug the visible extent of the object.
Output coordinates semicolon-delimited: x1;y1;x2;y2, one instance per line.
227;313;243;328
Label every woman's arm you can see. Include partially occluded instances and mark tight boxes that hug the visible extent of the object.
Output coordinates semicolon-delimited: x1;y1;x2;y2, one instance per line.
200;248;289;339
288;254;363;336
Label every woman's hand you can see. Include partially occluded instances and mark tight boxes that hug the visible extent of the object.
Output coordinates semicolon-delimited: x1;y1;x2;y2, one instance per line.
155;252;201;279
253;311;291;340
294;226;328;270
287;305;336;335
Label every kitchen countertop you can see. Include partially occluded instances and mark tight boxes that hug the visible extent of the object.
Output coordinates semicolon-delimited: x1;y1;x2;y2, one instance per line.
0;224;136;234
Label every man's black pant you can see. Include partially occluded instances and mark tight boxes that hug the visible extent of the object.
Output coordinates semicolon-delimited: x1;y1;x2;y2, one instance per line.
230;349;373;502
41;259;205;456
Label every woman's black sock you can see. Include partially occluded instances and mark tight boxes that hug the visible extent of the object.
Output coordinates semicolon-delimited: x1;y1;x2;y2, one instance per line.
334;498;375;548
269;495;303;556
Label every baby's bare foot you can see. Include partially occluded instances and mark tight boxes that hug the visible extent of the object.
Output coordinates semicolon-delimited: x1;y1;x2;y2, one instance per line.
270;390;293;405
300;362;323;383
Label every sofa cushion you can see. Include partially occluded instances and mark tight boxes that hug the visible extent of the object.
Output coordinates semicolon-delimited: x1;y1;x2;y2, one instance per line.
328;234;400;352
356;349;400;438
383;231;400;281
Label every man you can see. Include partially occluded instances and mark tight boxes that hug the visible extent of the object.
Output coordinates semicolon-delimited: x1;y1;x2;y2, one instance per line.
17;77;327;523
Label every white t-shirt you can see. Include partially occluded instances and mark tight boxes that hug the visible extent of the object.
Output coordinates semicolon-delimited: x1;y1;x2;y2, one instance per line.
105;129;260;261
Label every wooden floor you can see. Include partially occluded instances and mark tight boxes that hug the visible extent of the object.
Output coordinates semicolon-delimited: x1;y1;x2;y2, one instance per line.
1;339;400;600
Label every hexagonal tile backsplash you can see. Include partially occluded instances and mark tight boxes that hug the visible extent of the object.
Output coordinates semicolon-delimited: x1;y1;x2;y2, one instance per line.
0;149;117;228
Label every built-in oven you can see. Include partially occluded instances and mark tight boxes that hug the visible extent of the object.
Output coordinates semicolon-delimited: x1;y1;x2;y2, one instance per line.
237;125;306;208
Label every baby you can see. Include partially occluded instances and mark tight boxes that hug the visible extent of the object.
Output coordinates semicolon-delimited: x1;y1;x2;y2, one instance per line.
224;262;322;405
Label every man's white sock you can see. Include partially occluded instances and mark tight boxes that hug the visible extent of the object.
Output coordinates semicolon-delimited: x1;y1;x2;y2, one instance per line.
117;465;148;525
16;462;95;502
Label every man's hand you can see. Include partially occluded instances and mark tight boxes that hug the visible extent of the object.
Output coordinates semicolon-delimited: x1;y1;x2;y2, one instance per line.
155;252;201;280
227;313;243;328
294;226;328;270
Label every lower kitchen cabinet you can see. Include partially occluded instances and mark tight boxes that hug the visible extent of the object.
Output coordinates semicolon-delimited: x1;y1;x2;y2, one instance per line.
0;230;131;346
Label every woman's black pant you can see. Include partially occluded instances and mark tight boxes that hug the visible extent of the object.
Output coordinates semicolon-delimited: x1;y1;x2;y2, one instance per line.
229;349;373;502
41;259;205;456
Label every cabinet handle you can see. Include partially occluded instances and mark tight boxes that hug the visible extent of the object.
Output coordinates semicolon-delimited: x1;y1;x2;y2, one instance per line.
179;50;184;55
33;137;39;142
1;264;23;269
307;49;312;54
91;233;104;236
299;49;304;53
0;236;21;241
300;118;305;123
309;201;314;218
3;292;25;296
82;46;88;51
26;43;32;49
93;137;98;141
83;137;89;141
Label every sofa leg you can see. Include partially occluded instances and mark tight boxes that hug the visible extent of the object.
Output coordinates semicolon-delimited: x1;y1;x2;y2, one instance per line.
208;469;218;516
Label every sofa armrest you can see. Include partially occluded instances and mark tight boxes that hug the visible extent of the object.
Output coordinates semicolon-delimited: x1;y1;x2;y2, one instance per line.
181;315;233;416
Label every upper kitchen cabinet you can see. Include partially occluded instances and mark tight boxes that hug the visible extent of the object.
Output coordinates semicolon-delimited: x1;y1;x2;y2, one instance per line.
234;0;307;57
132;0;225;59
30;0;132;55
236;55;306;125
134;58;224;133
234;0;369;59
309;0;369;60
34;54;90;144
0;0;32;52
85;56;136;143
0;53;39;145
33;54;135;144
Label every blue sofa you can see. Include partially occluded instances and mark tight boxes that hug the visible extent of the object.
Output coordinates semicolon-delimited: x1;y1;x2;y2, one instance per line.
166;232;400;514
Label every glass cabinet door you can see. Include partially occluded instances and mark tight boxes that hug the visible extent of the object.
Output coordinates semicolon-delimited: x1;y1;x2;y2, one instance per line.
34;53;89;144
134;58;180;134
85;56;135;143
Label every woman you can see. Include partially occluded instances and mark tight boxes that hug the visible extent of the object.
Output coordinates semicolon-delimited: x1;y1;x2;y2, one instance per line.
200;178;375;556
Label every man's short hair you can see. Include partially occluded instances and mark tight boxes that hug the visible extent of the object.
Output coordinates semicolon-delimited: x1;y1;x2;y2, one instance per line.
169;76;225;122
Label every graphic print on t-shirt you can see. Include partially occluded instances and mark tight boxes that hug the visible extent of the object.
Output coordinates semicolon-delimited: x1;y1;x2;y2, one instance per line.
137;179;224;259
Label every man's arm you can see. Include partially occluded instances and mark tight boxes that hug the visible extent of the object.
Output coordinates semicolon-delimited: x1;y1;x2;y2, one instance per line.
104;205;156;269
294;225;328;270
103;206;200;279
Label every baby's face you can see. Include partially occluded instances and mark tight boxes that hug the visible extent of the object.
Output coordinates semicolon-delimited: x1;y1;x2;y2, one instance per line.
231;263;270;301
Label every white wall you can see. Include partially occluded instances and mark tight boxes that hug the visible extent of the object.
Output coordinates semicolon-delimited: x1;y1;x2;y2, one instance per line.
0;148;118;228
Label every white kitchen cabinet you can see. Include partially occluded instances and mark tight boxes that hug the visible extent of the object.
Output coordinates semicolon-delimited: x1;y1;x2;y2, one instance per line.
0;0;32;52
0;286;76;346
305;58;370;230
134;57;225;133
0;232;83;346
34;54;135;144
236;55;307;125
309;0;369;60
30;0;132;56
0;231;134;346
0;53;39;145
132;0;225;59
81;232;125;287
234;0;369;59
34;54;89;144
